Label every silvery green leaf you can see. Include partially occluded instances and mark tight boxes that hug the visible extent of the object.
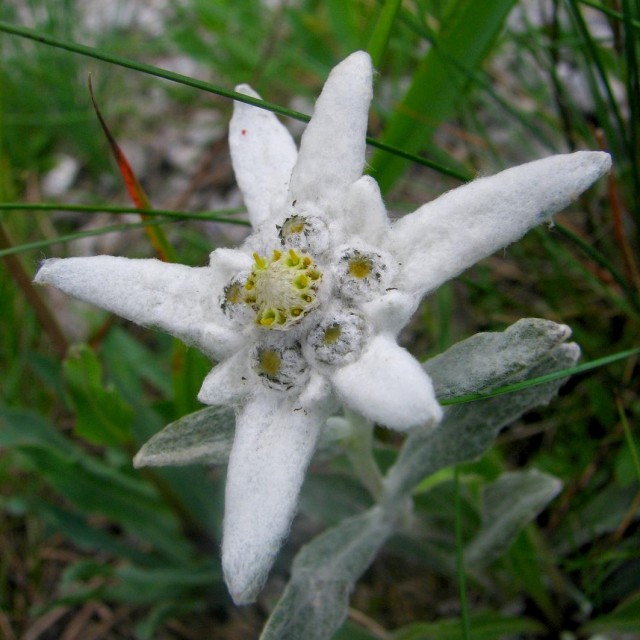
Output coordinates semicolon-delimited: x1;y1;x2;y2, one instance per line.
299;472;374;527
260;506;396;640
465;470;562;567
133;408;352;469
384;343;580;503
424;318;572;400
133;406;235;468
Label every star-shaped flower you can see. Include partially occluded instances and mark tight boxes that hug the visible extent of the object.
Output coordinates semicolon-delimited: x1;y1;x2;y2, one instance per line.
35;51;611;604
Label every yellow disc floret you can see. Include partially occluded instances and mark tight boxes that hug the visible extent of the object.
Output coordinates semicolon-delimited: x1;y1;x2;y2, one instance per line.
257;348;282;378
347;255;373;279
243;248;322;330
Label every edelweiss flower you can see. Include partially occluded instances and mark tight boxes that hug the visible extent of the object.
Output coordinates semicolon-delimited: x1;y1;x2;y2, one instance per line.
35;51;611;604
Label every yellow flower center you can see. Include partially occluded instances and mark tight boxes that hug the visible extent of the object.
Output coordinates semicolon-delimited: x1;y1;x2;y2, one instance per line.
257;349;282;377
347;255;373;279
243;248;322;329
323;324;342;345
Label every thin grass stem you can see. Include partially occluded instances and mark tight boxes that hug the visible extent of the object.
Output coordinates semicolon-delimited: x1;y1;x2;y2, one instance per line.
617;397;640;483
454;466;471;640
578;0;640;29
440;347;640;405
0;202;248;222
0;20;466;180
0;217;180;259
554;223;640;313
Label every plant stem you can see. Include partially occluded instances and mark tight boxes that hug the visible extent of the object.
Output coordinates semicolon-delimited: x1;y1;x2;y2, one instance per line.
454;466;471;640
344;409;384;501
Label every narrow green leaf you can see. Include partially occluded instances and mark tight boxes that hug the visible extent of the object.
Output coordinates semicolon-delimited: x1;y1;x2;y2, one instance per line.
581;591;640;634
88;77;177;263
171;342;213;418
0;217;179;259
619;398;640;483
453;468;471;640
0;201;246;221
33;499;153;564
440;347;640;406
578;0;640;29
553;224;640;314
507;530;562;626
369;0;518;191
391;612;545;640
367;0;403;67
110;563;221;604
0;407;192;561
63;344;134;447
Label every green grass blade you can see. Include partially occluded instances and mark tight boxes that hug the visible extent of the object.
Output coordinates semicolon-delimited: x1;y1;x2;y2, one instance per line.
618;397;640;483
0;19;465;180
621;0;640;212
0;217;179;258
0;202;247;221
454;467;471;640
566;1;630;157
440;347;640;405
367;0;403;67
578;0;640;29
369;0;518;192
554;223;640;314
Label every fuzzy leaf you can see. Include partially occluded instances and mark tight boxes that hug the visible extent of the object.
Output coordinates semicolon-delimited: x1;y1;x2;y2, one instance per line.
260;506;396;640
384;342;580;502
134;408;356;469
133;405;235;468
424;318;572;400
465;470;562;567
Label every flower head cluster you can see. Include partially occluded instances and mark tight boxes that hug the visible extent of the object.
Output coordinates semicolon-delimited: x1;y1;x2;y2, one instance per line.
35;52;611;604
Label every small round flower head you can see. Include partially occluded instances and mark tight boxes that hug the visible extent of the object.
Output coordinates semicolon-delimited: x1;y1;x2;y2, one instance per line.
306;309;368;365
334;245;394;301
243;248;322;329
220;272;254;323
251;339;307;391
277;214;330;255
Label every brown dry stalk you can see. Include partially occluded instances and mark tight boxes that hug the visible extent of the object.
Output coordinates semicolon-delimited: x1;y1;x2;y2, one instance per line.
0;220;69;356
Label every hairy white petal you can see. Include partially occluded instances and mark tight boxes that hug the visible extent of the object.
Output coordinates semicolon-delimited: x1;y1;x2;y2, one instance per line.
209;246;254;276
230;84;298;227
35;255;233;359
361;290;419;336
289;52;373;205
197;348;253;406
342;175;390;242
392;151;612;296
222;391;326;604
332;335;442;431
